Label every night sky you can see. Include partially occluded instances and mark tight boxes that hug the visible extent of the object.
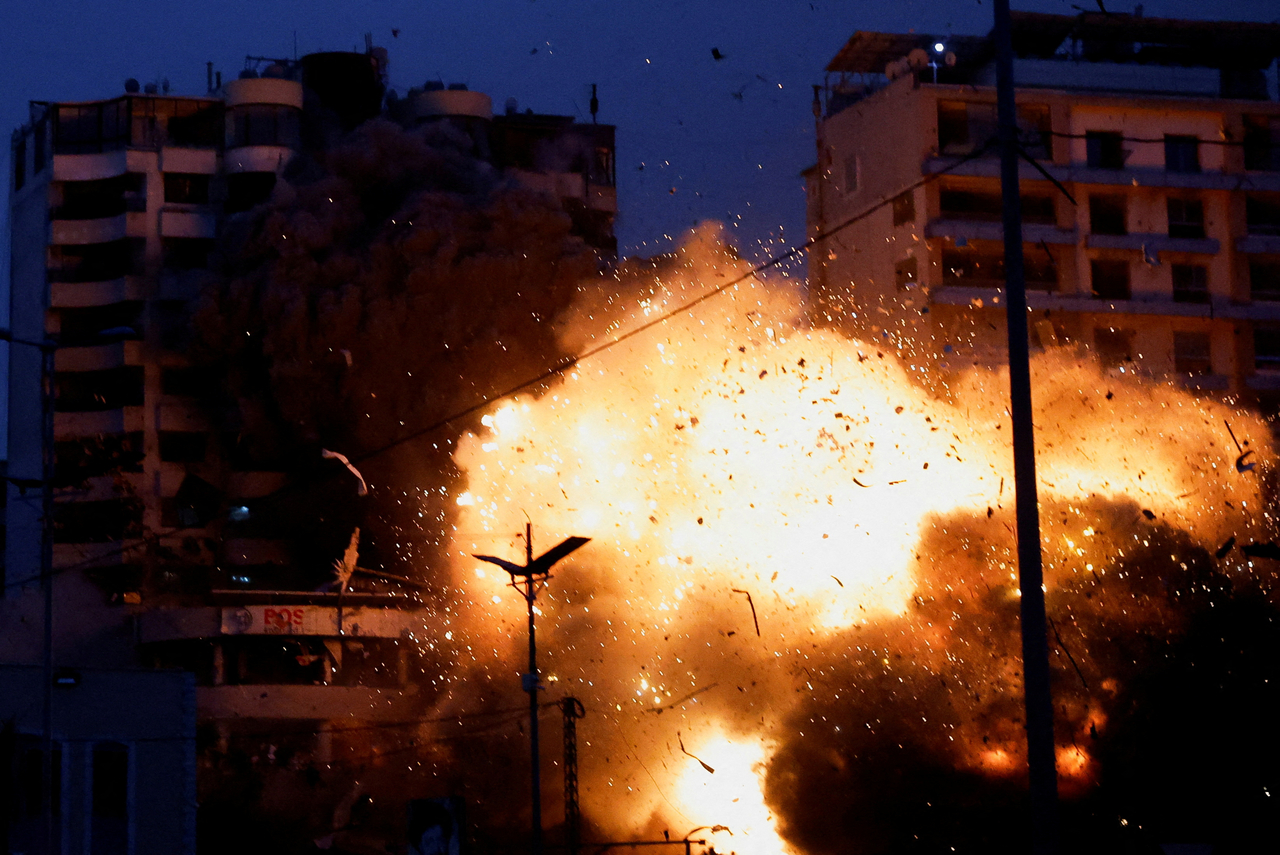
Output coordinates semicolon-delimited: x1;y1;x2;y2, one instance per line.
1;0;1277;449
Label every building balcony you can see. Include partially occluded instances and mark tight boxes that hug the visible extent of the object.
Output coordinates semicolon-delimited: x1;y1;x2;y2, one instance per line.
1085;233;1220;257
1238;235;1280;254
224;145;294;174
923;156;1280;193
52;150;127;182
55;406;144;438
930;285;1228;319
53;340;144;372
224;538;291;566
50;214;127;246
140;603;425;643
196;684;417;722
159;207;217;239
926;218;1077;245
50;276;143;308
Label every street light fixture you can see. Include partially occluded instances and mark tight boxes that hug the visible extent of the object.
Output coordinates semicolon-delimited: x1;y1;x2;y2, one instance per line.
473;524;589;855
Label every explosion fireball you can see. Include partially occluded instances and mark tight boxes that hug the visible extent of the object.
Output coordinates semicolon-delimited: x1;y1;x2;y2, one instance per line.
428;229;1277;853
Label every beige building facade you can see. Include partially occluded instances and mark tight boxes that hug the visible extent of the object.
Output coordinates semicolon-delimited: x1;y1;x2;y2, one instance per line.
806;11;1280;397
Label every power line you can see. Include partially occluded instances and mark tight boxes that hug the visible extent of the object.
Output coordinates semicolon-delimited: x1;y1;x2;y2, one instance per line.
5;141;993;591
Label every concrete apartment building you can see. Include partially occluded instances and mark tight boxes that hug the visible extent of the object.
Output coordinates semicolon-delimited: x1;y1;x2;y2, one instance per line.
5;44;616;849
806;10;1280;396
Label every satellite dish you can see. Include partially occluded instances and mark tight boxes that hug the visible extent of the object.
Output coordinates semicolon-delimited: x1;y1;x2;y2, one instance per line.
907;48;929;70
945;51;958;67
124;78;140;93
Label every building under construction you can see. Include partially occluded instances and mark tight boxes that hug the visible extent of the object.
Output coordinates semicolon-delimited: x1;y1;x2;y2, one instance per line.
806;9;1280;397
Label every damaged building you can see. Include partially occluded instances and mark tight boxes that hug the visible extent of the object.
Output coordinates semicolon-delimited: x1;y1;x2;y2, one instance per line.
806;9;1280;396
4;41;615;851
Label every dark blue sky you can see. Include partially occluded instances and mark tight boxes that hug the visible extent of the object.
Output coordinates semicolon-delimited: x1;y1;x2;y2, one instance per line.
1;1;1277;452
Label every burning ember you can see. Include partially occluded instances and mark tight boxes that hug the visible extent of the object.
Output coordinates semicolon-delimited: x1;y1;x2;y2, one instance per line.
422;228;1279;852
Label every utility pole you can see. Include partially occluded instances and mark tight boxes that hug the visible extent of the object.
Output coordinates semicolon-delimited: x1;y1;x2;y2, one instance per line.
561;696;585;855
991;2;1059;853
473;526;590;855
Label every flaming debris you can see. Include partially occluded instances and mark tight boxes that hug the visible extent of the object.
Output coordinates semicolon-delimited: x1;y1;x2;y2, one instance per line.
432;228;1278;852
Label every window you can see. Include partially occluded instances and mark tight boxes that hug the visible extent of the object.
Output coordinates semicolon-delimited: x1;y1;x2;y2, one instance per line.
1164;134;1201;173
1094;327;1134;367
54;499;143;542
942;244;1056;291
1089;194;1127;235
1091;259;1130;300
1167;198;1205;239
124;172;147;212
53;175;127;220
1250;259;1280;302
161;366;217;397
937;101;997;155
54;366;145;412
227;104;301;149
163;172;209;204
52;99;130;154
1017;104;1053;160
1246;195;1280;236
1245;115;1280;171
1255;327;1280;371
56;301;143;346
91;742;128;855
1086;131;1124;169
1172;264;1209;303
891;190;915;227
843;153;859;194
939;189;1054;224
55;432;145;486
1173;332;1211;376
162;237;214;270
159;432;208;463
47;239;133;283
225;172;277;212
894;257;918;290
33;120;46;173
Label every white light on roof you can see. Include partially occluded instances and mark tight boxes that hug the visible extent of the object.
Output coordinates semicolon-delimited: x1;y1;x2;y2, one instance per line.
934;42;945;52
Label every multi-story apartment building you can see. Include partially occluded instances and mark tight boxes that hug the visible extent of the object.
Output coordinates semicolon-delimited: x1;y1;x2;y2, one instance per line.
4;44;616;848
806;10;1280;397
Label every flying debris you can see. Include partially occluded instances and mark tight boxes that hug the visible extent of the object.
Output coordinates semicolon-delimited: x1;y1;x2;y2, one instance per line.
473;536;591;578
321;449;368;496
711;48;725;60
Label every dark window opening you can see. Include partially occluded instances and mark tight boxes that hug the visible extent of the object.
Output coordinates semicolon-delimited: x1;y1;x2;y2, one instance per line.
123;172;146;212
165;101;222;148
33;120;46;173
55;432;145;487
1173;332;1211;376
1086;131;1124;169
1255;327;1280;371
892;190;916;227
940;189;1054;224
1094;327;1134;367
1167;198;1205;239
156;300;192;350
227;104;301;149
335;638;404;688
1172;264;1209;303
54;366;145;412
225;172;277;213
163;172;210;204
56;301;143;346
173;474;222;528
53;175;127;220
1164;134;1201;174
54;499;143;543
1250;259;1280;302
894;257;918;290
17;743;62;818
47;240;133;283
161;366;218;397
942;244;1057;291
937;101;997;156
1089;194;1127;235
1245;115;1280;172
91;742;129;855
1017;103;1053;160
159;432;208;463
1246;195;1280;237
52;100;129;154
162;237;214;270
1091;259;1130;300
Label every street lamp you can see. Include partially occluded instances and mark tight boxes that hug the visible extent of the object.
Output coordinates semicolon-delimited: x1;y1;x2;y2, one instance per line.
473;524;589;855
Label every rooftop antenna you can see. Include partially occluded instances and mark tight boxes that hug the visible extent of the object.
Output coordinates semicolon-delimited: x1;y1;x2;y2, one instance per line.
473;525;590;855
589;83;598;124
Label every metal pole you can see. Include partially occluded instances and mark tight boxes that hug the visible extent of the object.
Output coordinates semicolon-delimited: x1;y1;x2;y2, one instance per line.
40;339;56;855
562;697;584;855
526;523;542;855
992;2;1058;852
